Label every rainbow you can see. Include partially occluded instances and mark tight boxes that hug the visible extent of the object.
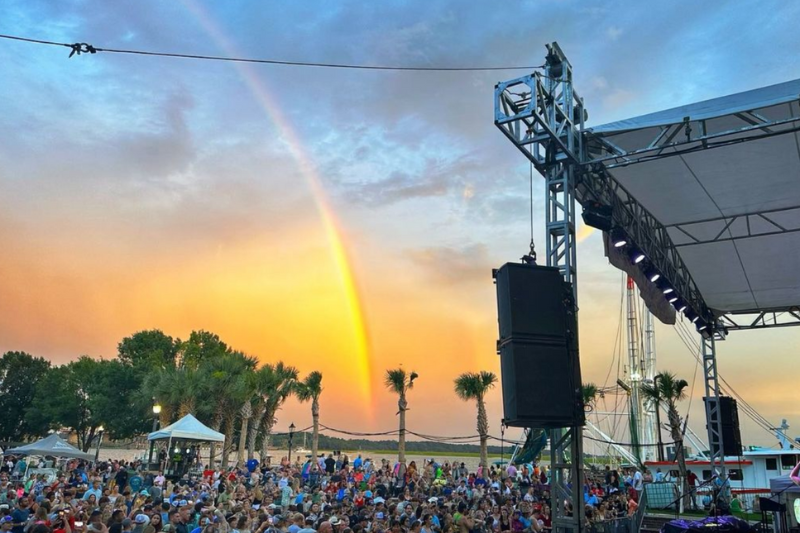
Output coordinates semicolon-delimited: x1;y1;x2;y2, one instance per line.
180;1;373;407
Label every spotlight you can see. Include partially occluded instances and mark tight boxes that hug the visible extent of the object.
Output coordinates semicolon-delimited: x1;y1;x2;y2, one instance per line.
610;228;627;248
691;315;700;323
643;264;661;283
629;249;646;264
669;296;678;303
663;287;674;295
679;305;688;313
582;202;613;232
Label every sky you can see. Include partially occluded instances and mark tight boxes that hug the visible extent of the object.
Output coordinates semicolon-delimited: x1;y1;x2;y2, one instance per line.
2;0;800;451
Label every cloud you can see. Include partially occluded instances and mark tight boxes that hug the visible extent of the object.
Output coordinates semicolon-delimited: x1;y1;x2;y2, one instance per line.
407;243;494;286
606;26;623;41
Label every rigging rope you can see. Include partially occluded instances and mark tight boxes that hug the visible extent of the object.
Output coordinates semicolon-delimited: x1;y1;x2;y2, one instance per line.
0;33;545;72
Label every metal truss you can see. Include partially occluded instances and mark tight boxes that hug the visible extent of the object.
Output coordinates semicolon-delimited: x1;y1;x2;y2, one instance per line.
702;336;726;479
495;47;586;174
585;108;800;169
496;42;584;533
720;308;800;330
665;205;800;248
575;167;713;323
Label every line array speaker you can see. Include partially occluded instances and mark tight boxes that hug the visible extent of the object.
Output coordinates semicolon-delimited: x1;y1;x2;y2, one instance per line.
494;263;584;429
704;395;743;457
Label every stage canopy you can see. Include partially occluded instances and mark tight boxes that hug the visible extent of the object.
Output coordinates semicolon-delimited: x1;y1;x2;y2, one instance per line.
3;433;95;461
588;79;800;315
148;414;224;442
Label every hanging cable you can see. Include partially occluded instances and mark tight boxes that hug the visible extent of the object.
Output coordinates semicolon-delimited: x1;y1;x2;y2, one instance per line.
0;33;545;72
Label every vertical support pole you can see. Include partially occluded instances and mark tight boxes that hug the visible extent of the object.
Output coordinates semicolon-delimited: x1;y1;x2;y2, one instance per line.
542;43;583;533
702;335;726;477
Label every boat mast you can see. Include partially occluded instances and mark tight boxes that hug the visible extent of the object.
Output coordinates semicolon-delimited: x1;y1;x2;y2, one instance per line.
642;307;658;462
626;275;644;465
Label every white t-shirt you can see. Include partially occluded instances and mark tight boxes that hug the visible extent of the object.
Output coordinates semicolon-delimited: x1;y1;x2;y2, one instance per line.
633;471;643;491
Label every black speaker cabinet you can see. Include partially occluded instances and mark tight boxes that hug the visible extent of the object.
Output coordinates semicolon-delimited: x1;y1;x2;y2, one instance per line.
704;395;743;456
494;263;584;428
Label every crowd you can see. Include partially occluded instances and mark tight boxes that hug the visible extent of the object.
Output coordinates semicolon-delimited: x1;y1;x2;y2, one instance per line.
0;453;647;533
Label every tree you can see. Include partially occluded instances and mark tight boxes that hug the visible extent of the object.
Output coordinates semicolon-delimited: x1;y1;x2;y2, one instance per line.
88;359;151;440
248;362;298;461
641;371;689;506
385;368;418;463
295;371;323;463
582;382;599;411
26;357;105;451
179;330;230;370
198;351;257;468
454;371;497;468
117;330;180;371
0;352;51;441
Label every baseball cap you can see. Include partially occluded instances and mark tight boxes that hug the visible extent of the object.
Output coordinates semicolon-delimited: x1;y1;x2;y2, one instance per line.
135;515;150;525
373;497;385;504
427;498;437;504
122;519;133;528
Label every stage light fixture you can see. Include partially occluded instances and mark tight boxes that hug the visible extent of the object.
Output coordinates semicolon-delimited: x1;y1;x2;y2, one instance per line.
663;287;674;295
610;228;627;248
582;202;613;232
669;296;678;303
691;315;700;323
643;264;661;283
628;248;647;265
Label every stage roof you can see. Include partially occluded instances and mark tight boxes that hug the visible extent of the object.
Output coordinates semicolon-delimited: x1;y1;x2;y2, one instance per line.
587;79;800;315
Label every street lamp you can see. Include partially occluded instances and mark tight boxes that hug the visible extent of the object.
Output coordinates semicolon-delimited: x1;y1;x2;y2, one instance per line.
288;422;296;465
148;403;162;468
94;426;105;463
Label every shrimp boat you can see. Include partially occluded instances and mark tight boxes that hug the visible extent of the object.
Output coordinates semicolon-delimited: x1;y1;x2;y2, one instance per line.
582;276;792;498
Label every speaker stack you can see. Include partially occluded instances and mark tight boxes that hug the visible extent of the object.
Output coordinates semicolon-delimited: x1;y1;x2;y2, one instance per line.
704;395;743;456
494;263;585;428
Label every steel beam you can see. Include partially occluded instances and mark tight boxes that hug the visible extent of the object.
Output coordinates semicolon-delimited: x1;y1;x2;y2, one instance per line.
665;206;800;248
585;112;800;169
702;335;726;480
720;308;800;330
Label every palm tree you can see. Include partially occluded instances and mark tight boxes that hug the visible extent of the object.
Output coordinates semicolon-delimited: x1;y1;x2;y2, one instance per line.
246;362;298;461
295;371;323;462
641;371;689;506
385;368;418;463
454;371;497;468
582;382;599;411
198;351;257;468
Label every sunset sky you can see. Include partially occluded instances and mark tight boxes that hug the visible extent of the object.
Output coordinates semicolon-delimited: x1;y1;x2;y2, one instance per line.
2;0;800;450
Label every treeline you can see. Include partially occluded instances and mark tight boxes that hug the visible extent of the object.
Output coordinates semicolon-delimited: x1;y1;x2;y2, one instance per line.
0;329;506;467
0;330;302;465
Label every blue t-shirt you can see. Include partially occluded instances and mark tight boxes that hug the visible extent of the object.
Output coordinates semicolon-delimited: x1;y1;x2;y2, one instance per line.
11;508;31;533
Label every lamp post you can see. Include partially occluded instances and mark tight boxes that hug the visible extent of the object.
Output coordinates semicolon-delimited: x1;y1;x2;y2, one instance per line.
653;375;665;462
288;422;296;466
94;426;105;463
148;403;162;468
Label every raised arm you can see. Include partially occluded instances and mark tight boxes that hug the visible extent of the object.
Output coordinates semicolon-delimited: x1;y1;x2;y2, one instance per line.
791;461;800;486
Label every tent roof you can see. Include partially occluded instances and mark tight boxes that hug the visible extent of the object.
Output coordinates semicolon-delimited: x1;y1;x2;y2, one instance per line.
770;475;800;494
3;434;94;461
148;414;224;442
588;79;800;314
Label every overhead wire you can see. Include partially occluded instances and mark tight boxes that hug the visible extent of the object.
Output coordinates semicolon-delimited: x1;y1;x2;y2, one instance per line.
0;33;545;72
671;319;779;441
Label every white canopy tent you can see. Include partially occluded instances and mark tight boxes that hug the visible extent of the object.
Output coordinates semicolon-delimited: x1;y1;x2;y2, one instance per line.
3;433;94;461
588;79;800;316
147;414;224;442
